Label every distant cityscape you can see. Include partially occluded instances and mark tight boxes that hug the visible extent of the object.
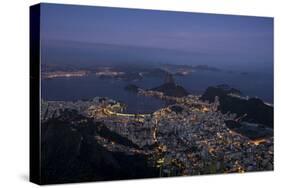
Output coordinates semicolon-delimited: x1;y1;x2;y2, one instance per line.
39;3;273;184
41;64;273;183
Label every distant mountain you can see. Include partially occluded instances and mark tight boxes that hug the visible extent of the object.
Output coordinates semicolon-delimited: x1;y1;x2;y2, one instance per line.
151;73;189;97
219;97;273;128
164;73;175;84
151;83;188;98
201;85;273;128
200;84;242;103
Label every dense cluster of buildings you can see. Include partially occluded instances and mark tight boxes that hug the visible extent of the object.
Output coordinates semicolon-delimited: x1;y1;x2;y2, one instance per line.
42;70;89;79
149;97;273;175
41;92;273;176
95;67;125;77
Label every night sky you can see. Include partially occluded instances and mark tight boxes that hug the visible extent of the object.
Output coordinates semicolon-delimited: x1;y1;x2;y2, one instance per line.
40;3;273;71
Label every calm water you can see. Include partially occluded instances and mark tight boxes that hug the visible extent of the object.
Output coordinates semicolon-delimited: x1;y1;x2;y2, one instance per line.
41;71;273;113
41;74;166;113
175;71;273;103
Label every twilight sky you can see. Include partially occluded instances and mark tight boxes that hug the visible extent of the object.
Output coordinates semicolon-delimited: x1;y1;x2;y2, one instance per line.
40;3;273;70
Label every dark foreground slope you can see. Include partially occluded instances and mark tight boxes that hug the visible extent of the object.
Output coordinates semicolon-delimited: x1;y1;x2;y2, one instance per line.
41;110;157;184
